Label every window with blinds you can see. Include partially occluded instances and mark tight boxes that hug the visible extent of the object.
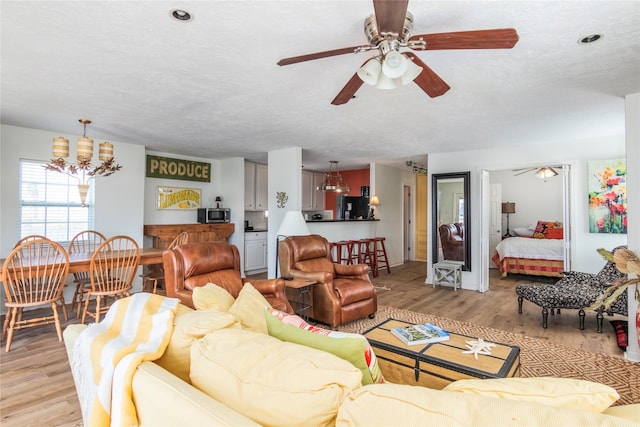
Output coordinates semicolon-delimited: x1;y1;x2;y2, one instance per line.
19;159;94;243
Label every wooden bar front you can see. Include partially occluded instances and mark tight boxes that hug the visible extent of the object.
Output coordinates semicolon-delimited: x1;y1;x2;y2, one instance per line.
143;223;235;249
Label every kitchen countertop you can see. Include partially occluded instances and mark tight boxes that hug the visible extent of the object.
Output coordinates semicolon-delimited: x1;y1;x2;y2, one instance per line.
305;219;379;223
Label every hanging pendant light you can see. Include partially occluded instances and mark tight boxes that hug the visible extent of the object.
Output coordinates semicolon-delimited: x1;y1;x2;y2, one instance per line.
317;161;350;193
45;118;122;206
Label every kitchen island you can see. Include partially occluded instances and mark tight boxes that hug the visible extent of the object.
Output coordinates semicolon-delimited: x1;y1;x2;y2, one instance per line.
305;219;379;243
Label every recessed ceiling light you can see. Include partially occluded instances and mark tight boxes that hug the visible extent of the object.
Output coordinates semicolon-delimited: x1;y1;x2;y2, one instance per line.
170;9;192;22
578;34;602;44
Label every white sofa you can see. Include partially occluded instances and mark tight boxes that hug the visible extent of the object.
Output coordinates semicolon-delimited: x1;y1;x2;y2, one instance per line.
64;301;640;427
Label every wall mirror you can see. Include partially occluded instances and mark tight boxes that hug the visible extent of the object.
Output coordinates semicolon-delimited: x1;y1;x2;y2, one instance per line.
432;172;471;271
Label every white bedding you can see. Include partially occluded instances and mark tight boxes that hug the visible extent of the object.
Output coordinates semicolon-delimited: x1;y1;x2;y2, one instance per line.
495;237;564;261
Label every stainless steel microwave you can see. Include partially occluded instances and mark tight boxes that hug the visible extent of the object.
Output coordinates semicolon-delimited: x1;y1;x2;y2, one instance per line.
197;208;230;224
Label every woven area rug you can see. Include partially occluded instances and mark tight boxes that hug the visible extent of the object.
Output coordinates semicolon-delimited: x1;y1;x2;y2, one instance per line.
336;305;640;405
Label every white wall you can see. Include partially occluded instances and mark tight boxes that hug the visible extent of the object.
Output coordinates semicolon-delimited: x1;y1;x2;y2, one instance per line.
428;134;627;290
1;124;145;255
267;147;303;278
372;163;417;268
490;169;563;232
623;92;639;361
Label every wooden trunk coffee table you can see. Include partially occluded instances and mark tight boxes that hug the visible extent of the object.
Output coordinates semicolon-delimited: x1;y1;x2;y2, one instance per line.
363;318;520;389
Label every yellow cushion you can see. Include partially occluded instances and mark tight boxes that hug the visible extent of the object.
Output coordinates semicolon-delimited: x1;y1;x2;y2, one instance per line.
602;404;640;422
337;384;638;427
443;377;619;413
190;328;362;427
155;304;239;383
227;282;271;333
192;283;235;311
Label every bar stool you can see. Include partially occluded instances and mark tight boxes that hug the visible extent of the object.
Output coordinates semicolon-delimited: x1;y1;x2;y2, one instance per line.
329;240;350;264
329;241;339;263
372;237;391;275
346;240;361;265
357;239;376;276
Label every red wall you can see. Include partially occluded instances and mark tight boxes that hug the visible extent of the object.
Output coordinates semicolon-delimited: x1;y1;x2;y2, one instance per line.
325;168;370;212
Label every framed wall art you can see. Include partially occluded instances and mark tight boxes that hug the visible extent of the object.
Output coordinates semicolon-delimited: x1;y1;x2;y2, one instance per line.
157;186;201;210
588;158;627;234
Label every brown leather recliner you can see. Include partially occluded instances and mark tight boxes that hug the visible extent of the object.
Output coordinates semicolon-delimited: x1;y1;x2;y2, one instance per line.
278;234;377;327
439;223;464;261
163;241;293;313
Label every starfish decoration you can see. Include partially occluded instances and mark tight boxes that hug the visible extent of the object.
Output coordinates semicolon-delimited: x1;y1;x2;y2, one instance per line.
462;338;497;360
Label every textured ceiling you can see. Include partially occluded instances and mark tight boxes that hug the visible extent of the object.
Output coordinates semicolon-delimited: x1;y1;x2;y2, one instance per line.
1;1;639;172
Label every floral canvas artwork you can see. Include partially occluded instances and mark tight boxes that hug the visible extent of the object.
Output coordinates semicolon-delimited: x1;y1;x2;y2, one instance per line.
588;159;627;234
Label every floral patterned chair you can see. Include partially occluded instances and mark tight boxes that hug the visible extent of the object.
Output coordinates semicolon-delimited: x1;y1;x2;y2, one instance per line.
515;246;627;332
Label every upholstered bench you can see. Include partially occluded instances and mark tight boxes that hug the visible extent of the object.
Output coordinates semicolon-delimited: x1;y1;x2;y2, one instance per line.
515;246;627;332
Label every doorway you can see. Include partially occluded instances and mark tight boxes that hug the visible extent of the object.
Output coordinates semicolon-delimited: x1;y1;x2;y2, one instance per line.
480;164;572;291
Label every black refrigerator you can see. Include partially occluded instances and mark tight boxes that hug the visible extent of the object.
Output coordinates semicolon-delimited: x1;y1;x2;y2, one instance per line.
336;195;370;220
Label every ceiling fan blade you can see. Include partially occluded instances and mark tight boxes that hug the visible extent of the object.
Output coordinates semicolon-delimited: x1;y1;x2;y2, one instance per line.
513;168;535;176
409;28;519;50
331;72;365;105
404;52;450;98
277;46;363;66
373;0;409;35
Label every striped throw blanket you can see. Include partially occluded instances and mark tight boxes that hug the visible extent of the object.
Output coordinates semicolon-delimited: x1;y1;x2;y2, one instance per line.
72;293;179;427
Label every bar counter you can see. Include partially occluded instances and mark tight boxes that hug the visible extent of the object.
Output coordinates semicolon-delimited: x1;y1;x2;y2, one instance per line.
305;219;379;242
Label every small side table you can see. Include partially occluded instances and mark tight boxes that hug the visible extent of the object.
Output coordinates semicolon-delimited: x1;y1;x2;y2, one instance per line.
283;278;316;320
433;261;463;291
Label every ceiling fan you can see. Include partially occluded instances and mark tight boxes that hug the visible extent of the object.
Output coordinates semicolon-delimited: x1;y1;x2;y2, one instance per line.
513;166;563;178
277;0;519;105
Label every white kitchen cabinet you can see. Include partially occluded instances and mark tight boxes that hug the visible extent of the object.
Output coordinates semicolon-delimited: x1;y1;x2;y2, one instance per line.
312;172;326;210
245;231;267;272
255;163;268;210
302;170;314;210
302;170;326;210
244;162;268;210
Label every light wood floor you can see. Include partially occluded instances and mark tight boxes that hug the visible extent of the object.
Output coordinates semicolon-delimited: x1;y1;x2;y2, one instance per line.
0;262;628;426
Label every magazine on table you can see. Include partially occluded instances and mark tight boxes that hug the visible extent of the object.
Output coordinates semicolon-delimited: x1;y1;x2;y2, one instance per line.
390;322;450;345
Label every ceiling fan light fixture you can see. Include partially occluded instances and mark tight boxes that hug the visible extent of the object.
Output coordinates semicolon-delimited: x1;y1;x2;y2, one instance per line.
398;56;423;85
357;58;382;85
376;73;398;90
535;167;558;179
382;51;408;78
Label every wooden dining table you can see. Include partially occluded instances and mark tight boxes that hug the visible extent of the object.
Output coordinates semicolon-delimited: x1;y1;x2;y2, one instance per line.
0;247;165;283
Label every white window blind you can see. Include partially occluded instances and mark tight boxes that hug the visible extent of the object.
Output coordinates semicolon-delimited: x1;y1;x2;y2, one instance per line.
19;159;94;243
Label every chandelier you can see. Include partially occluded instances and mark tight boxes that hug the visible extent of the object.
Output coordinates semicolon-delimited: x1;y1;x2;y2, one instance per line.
317;161;350;193
45;119;122;206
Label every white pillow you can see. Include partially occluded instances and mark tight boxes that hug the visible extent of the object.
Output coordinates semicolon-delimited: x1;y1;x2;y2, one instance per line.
513;227;534;237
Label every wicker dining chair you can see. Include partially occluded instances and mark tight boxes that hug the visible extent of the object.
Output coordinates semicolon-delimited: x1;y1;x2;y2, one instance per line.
140;231;189;294
68;230;107;318
81;235;140;324
2;238;70;352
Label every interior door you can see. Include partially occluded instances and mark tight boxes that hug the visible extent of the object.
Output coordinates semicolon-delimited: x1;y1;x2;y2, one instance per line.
488;183;502;267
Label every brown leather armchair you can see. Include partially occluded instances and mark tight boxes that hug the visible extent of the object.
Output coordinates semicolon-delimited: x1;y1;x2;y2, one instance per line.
439;223;464;261
163;241;293;313
278;234;377;327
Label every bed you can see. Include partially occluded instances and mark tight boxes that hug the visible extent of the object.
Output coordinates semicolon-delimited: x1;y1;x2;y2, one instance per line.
491;236;565;278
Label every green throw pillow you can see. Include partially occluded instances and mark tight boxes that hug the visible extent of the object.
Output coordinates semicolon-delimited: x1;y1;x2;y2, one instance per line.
264;310;373;384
